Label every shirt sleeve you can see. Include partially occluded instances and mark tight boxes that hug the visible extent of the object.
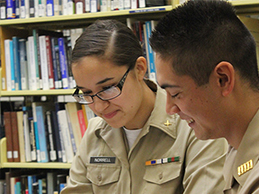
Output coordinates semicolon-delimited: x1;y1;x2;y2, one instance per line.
60;132;94;194
182;131;228;194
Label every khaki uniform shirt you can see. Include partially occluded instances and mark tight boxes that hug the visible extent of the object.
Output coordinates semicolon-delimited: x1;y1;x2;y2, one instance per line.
61;81;227;194
223;110;259;194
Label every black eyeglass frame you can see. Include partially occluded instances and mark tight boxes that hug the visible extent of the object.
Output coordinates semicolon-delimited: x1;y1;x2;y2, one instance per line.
72;65;132;104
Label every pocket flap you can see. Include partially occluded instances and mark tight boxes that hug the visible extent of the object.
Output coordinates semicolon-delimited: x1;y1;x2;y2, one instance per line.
87;165;121;186
143;162;181;185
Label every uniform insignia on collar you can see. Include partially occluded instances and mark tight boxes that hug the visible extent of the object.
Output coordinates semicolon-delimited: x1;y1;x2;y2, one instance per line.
238;159;253;176
145;156;180;166
164;120;172;126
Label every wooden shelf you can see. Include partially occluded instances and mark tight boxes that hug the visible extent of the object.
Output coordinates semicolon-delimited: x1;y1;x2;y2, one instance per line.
0;6;173;29
0;89;75;97
0;137;71;169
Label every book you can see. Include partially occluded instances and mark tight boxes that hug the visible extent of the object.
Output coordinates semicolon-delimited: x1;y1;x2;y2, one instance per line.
29;0;34;17
57;109;74;163
6;0;15;19
39;0;46;17
12;36;21;90
58;37;69;89
90;0;97;12
67;0;73;15
144;21;156;82
20;0;26;18
0;0;6;19
35;104;53;163
14;0;19;18
4;39;12;91
82;104;95;122
39;35;50;90
51;37;62;89
45;111;57;162
64;103;78;155
77;109;87;137
28;36;38;90
10;111;20;162
17;111;26;163
31;102;42;162
4;111;13;162
19;38;29;90
65;102;82;147
9;39;15;91
75;0;85;14
50;109;66;162
45;35;55;89
46;172;57;194
32;29;42;90
22;106;33;162
64;30;75;89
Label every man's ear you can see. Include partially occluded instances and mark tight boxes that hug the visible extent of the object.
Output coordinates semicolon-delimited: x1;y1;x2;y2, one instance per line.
135;56;147;80
214;61;235;97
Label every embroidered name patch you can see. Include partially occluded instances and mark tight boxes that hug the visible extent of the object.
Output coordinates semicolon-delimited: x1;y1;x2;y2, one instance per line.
90;157;116;164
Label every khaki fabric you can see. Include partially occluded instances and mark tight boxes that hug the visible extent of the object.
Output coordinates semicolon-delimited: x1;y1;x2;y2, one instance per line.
61;81;228;194
223;110;259;194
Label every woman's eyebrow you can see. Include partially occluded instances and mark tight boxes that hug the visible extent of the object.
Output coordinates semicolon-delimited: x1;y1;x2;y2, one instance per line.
96;77;114;85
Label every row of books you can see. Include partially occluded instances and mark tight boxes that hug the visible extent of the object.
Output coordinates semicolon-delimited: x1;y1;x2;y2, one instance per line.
1;170;68;194
3;101;96;164
2;28;81;91
0;0;167;20
128;19;157;82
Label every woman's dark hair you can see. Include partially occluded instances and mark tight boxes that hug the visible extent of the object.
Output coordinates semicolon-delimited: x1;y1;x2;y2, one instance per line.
72;19;143;69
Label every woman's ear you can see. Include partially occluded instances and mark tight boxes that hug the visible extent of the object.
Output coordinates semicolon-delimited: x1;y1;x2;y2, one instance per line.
135;56;147;80
214;61;235;97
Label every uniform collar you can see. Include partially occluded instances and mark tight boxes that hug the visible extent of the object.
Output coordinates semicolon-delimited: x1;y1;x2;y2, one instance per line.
232;109;259;186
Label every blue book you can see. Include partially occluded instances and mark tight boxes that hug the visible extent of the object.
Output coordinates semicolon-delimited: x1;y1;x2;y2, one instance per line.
46;0;54;16
35;105;49;163
27;175;33;194
9;40;15;91
15;181;21;194
32;102;42;162
51;37;62;89
12;36;22;90
145;21;157;82
58;37;69;89
6;0;15;19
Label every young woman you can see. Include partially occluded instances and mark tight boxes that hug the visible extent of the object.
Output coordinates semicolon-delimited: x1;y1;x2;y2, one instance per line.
60;19;227;194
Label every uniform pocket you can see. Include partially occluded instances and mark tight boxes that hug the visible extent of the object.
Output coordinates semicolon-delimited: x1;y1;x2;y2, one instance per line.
143;162;181;185
87;164;121;186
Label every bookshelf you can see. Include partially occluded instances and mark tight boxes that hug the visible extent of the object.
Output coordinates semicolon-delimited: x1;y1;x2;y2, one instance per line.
0;138;71;169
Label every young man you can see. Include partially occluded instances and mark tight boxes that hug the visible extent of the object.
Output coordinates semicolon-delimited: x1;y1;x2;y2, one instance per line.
150;0;259;193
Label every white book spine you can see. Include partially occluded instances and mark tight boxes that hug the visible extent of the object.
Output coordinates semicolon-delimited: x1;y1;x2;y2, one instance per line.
23;113;32;162
4;39;11;91
57;110;74;163
28;36;38;90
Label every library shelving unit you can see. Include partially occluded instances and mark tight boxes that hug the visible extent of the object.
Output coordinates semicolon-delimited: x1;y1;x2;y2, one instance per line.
0;0;176;177
0;0;258;179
